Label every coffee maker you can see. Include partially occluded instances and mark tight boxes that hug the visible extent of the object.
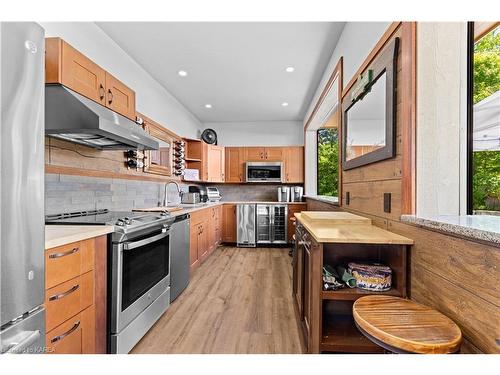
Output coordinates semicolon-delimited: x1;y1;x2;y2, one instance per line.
277;186;290;202
290;186;304;202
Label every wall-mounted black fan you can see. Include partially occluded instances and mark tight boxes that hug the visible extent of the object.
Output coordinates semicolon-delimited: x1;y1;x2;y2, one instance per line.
201;128;218;145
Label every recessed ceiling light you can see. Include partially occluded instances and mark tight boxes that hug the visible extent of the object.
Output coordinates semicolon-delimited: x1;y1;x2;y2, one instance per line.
285;67;295;73
205;104;212;109
282;102;289;107
178;70;188;77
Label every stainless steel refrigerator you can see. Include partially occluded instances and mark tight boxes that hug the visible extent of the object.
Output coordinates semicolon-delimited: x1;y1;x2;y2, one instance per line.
0;22;46;354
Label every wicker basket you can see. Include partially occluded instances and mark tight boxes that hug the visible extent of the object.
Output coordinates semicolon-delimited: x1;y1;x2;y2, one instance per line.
347;262;392;291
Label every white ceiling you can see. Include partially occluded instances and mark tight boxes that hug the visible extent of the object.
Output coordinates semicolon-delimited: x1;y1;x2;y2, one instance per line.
96;22;345;123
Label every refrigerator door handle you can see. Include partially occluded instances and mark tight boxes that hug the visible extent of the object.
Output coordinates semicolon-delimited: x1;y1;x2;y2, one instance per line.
270;206;274;243
4;330;41;354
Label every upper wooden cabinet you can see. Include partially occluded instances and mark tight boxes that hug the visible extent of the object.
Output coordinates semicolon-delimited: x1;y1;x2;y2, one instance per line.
225;147;245;183
264;147;284;161
140;112;182;178
244;147;284;161
105;72;136;120
245;147;266;161
284;146;304;183
45;38;136;120
205;144;225;183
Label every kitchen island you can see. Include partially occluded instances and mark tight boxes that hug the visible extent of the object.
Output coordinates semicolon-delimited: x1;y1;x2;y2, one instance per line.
293;211;413;353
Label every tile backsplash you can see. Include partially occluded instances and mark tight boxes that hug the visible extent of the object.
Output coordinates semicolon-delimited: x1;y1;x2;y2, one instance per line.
45;174;187;215
45;174;303;214
214;184;303;202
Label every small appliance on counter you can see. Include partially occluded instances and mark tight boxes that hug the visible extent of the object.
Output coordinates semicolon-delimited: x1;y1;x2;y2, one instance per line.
181;192;201;204
278;186;290;202
188;186;208;202
206;187;222;202
291;186;304;202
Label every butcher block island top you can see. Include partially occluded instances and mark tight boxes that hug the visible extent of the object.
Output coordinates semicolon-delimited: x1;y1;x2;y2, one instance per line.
295;212;413;244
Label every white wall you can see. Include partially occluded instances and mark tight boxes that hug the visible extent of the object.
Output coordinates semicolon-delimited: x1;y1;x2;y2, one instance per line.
202;121;304;146
304;22;390;195
39;22;201;138
416;22;467;216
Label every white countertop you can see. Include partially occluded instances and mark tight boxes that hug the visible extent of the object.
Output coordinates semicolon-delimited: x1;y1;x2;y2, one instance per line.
401;214;500;244
304;195;339;205
45;225;115;249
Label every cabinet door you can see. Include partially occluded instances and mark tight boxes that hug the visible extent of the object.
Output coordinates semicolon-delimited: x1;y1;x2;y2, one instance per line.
222;204;237;242
293;237;304;320
206;145;225;182
285;147;304;183
287;204;306;243
46;313;83;354
215;206;222;245
225;147;244;182
59;40;106;106
208;208;216;253
198;223;209;263
303;243;311;350
189;224;200;273
105;72;136;120
264;147;284;161
245;147;265;161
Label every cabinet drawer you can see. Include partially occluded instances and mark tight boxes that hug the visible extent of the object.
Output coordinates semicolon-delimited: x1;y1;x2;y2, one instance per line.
46;313;83;354
45;271;94;332
46;239;94;289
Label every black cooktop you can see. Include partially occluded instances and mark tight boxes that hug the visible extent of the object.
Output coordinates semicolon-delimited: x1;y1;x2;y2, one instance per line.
45;209;148;225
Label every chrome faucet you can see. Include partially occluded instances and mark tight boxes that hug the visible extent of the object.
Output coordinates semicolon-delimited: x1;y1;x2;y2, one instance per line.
163;181;182;207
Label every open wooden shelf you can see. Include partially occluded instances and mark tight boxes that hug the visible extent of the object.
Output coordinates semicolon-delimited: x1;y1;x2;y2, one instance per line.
321;314;384;353
322;287;401;301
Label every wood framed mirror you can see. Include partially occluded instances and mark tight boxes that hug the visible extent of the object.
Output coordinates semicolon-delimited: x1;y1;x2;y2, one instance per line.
138;112;180;177
342;37;400;170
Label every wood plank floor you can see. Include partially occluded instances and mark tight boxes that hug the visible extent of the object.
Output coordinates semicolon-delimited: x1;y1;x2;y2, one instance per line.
131;246;304;354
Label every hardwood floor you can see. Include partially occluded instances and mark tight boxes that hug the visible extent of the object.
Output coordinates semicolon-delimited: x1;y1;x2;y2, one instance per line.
131;246;304;354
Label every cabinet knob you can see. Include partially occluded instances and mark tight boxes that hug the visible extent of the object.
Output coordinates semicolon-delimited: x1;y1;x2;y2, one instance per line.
107;89;113;105
99;84;105;100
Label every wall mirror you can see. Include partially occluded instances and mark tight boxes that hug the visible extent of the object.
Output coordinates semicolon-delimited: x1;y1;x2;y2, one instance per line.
342;37;399;170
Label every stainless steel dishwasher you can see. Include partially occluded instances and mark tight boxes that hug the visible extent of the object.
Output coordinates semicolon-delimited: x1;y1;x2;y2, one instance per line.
170;213;190;302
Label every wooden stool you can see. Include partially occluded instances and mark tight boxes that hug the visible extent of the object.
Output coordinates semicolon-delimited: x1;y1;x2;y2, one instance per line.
353;295;462;354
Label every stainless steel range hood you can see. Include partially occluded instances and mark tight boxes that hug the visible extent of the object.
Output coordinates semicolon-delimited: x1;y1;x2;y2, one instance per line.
45;85;159;150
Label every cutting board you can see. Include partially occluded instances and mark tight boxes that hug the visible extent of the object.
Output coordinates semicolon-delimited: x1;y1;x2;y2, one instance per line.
133;206;184;213
300;211;371;225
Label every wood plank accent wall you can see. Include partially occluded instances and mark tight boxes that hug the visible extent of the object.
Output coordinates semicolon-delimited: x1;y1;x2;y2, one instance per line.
45;137;178;183
305;21;499;354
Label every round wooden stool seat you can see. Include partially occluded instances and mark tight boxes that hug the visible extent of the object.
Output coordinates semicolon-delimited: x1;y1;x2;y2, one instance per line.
353;295;462;354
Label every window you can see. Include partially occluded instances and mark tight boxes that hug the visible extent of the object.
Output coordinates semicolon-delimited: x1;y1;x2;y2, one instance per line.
468;22;500;214
317;127;339;196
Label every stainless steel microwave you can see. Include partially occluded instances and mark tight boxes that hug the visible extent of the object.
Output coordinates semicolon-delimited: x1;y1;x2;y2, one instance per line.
246;162;283;183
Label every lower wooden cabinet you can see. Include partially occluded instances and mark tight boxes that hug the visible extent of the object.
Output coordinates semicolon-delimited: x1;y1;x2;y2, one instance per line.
189;205;225;274
222;204;237;243
45;236;107;354
287;203;307;243
189;209;209;273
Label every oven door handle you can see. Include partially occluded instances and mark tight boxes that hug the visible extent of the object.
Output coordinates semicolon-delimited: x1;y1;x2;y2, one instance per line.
123;229;170;251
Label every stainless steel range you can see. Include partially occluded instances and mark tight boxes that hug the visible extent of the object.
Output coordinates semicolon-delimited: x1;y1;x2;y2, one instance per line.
46;209;175;353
